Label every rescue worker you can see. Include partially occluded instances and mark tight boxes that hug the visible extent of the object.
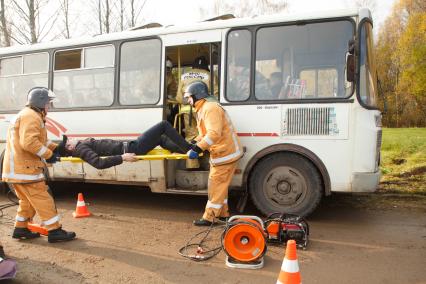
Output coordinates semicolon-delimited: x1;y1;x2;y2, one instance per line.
62;121;197;170
166;57;179;125
184;81;243;226
2;87;76;243
176;56;219;141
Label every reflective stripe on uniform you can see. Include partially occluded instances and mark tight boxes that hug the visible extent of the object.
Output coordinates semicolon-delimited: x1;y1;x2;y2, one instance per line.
282;258;300;273
46;140;54;147
15;215;27;222
6;119;45;181
204;135;214;146
42;215;60;226
206;200;223;209
223;199;228;204
36;145;48;157
2;173;45;181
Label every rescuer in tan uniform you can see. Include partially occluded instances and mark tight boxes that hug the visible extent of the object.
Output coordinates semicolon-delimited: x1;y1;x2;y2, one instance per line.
2;87;76;243
184;81;243;226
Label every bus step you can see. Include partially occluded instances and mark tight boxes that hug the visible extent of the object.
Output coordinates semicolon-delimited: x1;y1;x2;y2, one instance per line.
166;188;208;195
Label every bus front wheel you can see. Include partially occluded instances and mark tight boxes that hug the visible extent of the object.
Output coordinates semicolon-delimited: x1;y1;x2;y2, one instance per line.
249;152;323;217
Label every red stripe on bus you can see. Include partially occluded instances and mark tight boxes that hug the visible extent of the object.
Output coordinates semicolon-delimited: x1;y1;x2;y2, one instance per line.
237;133;279;137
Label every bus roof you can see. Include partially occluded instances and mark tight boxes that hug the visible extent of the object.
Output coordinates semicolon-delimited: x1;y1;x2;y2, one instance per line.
0;8;363;56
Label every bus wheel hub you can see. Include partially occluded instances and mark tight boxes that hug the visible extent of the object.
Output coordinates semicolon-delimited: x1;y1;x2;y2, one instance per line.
277;181;291;194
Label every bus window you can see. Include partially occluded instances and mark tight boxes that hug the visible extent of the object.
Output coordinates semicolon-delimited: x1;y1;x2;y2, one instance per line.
53;45;114;108
226;30;251;101
300;68;338;98
0;53;48;111
255;20;354;100
119;39;161;105
358;22;378;108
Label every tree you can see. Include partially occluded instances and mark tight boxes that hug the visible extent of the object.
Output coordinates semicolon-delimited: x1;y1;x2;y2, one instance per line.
59;0;71;39
375;0;426;127
200;0;288;19
0;0;11;46
9;0;60;44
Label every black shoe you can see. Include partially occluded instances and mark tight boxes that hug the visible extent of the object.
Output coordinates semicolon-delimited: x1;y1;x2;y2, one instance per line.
193;218;213;227
12;227;40;240
48;228;76;243
0;246;5;259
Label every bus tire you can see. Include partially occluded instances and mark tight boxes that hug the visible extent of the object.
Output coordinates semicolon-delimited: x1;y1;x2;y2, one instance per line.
249;152;323;217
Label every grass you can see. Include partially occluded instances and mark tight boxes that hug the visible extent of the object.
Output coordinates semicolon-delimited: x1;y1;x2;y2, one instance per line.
379;128;426;195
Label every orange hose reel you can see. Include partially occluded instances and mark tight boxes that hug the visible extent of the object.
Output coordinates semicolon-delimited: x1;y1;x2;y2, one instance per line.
222;216;267;263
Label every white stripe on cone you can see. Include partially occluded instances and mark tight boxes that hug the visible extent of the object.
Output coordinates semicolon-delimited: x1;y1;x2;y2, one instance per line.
77;201;86;206
282;258;300;273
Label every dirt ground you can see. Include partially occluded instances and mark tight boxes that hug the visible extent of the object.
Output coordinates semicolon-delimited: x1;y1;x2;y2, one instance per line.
0;183;425;284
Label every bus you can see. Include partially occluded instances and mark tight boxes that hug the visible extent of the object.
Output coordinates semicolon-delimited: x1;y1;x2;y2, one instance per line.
0;8;381;216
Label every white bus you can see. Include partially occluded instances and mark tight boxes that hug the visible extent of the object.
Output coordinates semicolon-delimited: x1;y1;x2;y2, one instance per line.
0;8;381;216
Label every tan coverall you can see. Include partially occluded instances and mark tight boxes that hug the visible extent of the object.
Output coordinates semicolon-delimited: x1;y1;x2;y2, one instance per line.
2;107;61;231
194;97;243;222
176;68;219;141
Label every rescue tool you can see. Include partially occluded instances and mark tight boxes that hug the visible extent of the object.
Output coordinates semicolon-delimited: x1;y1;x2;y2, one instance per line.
179;213;309;269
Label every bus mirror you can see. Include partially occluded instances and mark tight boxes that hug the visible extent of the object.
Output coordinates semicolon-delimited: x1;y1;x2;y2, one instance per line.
346;54;355;82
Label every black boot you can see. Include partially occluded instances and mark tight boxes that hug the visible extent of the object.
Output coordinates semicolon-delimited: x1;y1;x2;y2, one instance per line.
193;218;213;226
12;227;40;240
0;246;5;259
48;228;76;243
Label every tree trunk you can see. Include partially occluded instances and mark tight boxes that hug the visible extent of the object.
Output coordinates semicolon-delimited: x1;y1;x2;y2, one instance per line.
0;0;11;46
28;0;37;43
98;0;102;34
105;0;110;33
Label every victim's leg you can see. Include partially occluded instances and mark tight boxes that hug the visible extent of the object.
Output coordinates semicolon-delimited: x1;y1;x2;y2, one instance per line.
132;121;191;154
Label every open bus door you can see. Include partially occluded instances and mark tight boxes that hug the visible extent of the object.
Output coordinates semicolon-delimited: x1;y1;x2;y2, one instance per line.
161;30;222;193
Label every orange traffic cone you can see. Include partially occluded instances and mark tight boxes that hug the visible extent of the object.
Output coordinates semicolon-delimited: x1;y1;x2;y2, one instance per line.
276;240;301;284
72;193;91;218
27;223;48;236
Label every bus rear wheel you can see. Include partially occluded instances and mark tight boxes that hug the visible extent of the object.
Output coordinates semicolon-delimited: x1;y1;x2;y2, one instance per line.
249;152;323;217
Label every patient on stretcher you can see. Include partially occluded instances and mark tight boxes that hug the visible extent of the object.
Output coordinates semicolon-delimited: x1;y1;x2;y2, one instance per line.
58;121;194;169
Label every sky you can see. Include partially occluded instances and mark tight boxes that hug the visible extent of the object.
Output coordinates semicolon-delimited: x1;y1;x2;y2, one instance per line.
139;0;396;33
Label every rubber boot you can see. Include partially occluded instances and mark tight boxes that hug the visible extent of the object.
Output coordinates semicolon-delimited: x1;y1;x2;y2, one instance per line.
12;227;40;240
48;228;76;243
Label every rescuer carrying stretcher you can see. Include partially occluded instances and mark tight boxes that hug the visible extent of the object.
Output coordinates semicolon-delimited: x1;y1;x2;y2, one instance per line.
183;81;243;226
2;87;76;243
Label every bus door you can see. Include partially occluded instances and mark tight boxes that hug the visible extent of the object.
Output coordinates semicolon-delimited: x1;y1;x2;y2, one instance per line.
161;30;222;191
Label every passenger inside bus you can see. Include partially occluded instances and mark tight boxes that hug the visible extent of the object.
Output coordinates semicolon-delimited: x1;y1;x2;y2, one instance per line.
60;121;198;170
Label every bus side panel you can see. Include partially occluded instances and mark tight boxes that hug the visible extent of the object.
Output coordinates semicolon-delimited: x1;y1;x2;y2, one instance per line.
225;103;352;192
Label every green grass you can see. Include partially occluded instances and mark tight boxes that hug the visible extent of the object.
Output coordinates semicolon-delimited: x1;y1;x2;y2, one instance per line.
379;128;426;194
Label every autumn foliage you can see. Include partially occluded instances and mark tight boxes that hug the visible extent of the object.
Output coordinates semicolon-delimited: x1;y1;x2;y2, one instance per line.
375;0;426;127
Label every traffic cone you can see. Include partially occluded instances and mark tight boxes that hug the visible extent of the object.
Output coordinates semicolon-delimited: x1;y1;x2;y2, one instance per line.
27;223;48;236
276;240;301;284
72;193;91;218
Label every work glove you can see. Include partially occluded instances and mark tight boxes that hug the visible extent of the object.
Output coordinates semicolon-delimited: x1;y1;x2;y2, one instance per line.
45;153;60;164
187;149;199;159
55;135;68;156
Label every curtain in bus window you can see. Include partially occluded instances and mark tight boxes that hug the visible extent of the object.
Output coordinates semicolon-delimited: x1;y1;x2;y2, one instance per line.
255;20;353;100
53;45;114;108
119;39;161;105
226;30;251;101
0;54;48;111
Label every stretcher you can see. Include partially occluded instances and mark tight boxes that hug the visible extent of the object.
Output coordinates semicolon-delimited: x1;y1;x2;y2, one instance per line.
59;149;195;162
